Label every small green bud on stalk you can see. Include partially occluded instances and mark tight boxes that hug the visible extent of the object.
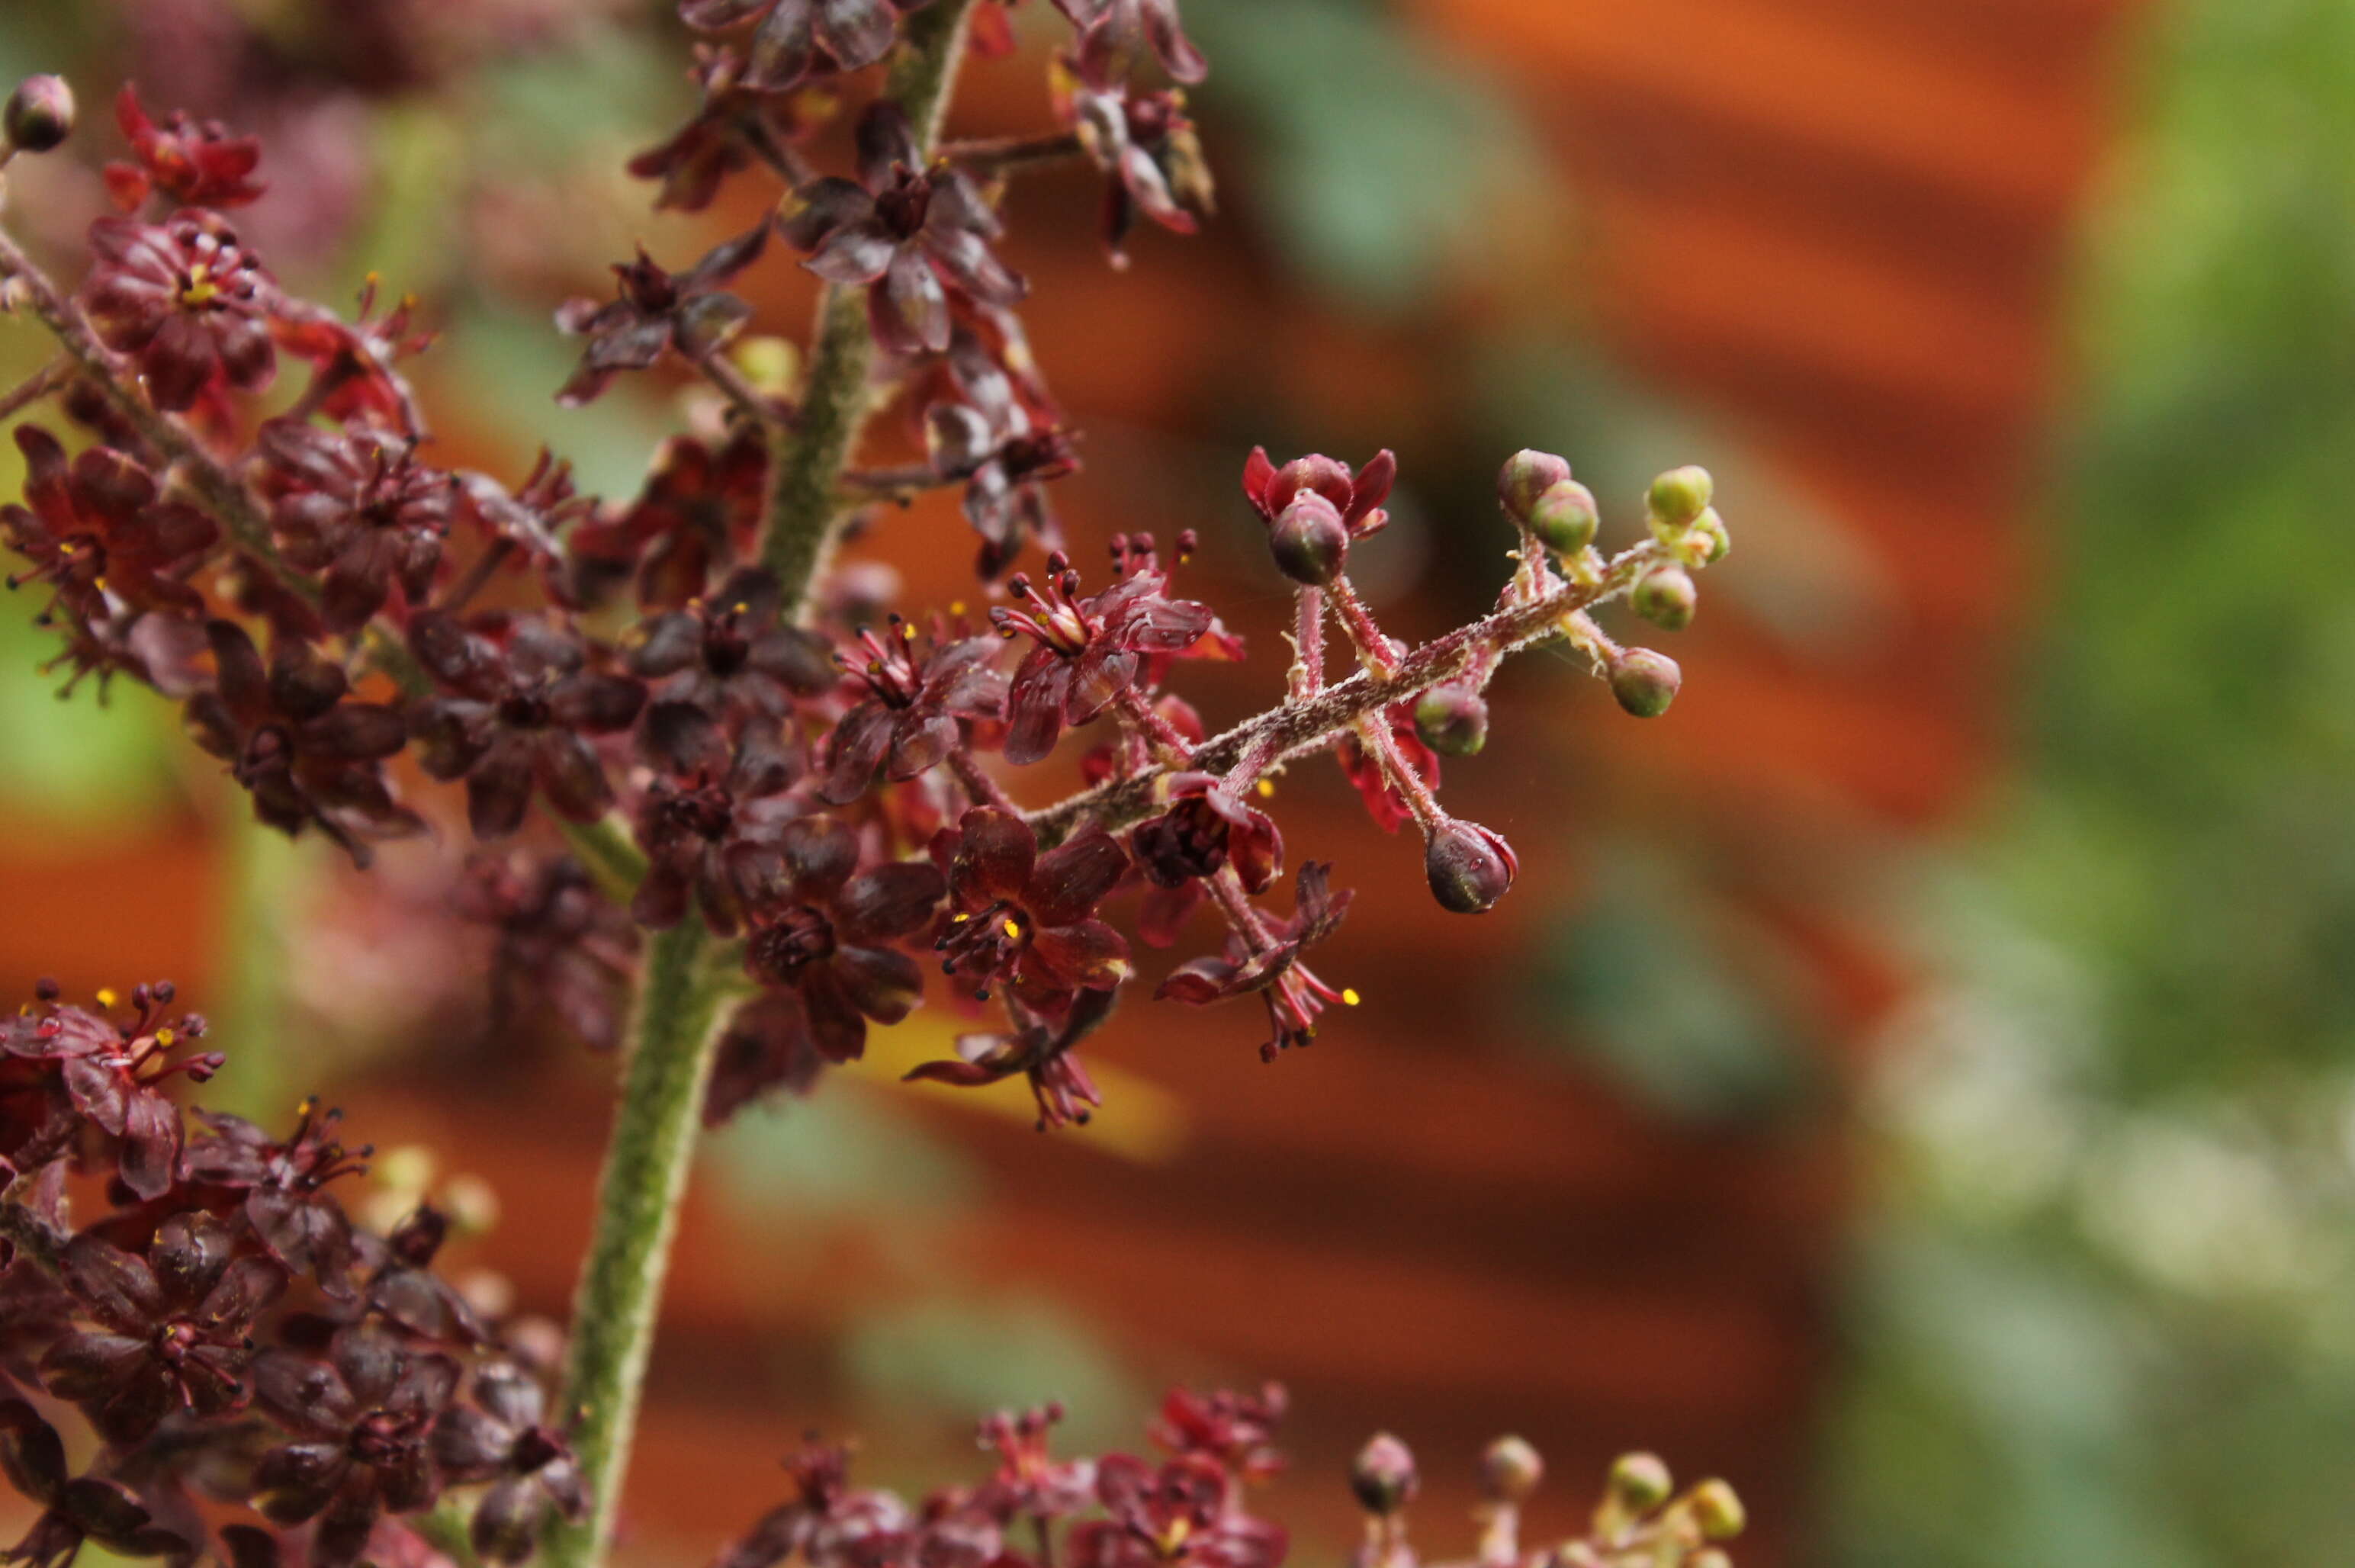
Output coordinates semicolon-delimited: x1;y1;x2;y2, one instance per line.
1647;464;1713;531
3;76;75;156
1497;448;1573;524
1632;564;1697;631
1528;478;1599;555
1270;491;1350;586
1480;1435;1544;1503
1607;1451;1673;1513
1687;1480;1745;1541
1679;506;1730;567
1414;683;1489;757
1351;1433;1419;1515
1608;648;1682;718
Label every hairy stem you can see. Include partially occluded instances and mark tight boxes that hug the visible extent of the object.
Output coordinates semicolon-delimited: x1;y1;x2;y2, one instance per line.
546;920;737;1568
759;0;980;621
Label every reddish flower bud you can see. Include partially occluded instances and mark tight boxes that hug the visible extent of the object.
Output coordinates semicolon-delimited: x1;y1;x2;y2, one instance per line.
1424;819;1517;914
1647;464;1713;530
1631;564;1696;631
1412;683;1488;757
1608;1452;1672;1512
1350;1433;1418;1515
1528;478;1598;554
1480;1435;1543;1503
1269;491;1349;586
1496;448;1571;525
4;76;75;154
1608;647;1682;718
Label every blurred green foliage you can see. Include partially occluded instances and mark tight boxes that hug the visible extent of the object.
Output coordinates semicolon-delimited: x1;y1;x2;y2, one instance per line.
1828;0;2355;1560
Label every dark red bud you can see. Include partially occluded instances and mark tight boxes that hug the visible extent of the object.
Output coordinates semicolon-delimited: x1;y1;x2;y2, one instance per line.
4;76;75;155
1269;491;1349;586
1351;1432;1419;1515
1413;683;1489;757
1425;819;1517;914
1497;449;1572;525
1608;647;1682;717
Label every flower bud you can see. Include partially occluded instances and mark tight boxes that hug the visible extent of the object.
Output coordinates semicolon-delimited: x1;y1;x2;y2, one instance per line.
1351;1433;1419;1515
1681;507;1730;566
1688;1480;1745;1541
1608;647;1681;718
1647;464;1713;530
1528;479;1598;555
1413;683;1489;757
1631;564;1696;631
1270;490;1350;586
3;76;75;155
1497;449;1572;525
1480;1435;1544;1503
1424;819;1518;914
1607;1452;1672;1513
1689;1554;1732;1568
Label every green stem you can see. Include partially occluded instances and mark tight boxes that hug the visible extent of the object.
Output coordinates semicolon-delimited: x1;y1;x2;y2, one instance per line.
544;920;737;1568
214;812;306;1123
759;0;980;621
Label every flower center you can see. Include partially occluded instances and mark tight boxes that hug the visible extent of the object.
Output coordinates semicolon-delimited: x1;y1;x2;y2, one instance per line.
749;905;837;982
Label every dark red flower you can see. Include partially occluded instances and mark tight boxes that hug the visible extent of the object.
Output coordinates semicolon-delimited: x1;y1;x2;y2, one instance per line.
921;326;1075;575
2;425;217;619
779;103;1025;356
702;993;831;1125
991;541;1216;766
680;0;931;90
1131;773;1282;897
2;982;220;1201
1239;448;1394;550
454;856;638;1054
931;808;1131;1008
252;1325;458;1568
181;1100;368;1293
182;619;424;866
629;46;823;212
1150;1385;1287;1483
903;985;1113;1131
406;612;647;840
629;717;802;933
0;1399;187;1568
820;621;1006;804
1157;863;1354;1060
103;85;265;210
1052;0;1207;88
734;815;945;1061
40;1214;282;1446
80;212;276;412
1334;706;1438;835
357;1206;485;1347
969;1403;1094;1521
1066;1455;1284;1568
629;567;834;728
554;227;768;406
269;281;433;437
570;428;767;609
255;419;453;631
1058;77;1213;263
430;1361;586;1563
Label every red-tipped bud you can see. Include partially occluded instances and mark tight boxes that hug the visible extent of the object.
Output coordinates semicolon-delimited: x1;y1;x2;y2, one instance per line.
1425;819;1518;914
1528;478;1598;554
1647;464;1713;530
1631;564;1697;631
1413;683;1489;757
1481;1435;1544;1503
1608;647;1681;718
1497;449;1572;524
1270;490;1350;586
1351;1433;1419;1515
3;76;75;155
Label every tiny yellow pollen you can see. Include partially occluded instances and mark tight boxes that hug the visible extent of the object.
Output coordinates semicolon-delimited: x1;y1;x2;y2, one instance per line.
92;577;107;592
1255;779;1274;798
298;1094;319;1114
952;912;971;924
1002;919;1021;940
1341;988;1361;1007
95;988;118;1008
949;600;967;615
732;602;750;614
154;1027;175;1046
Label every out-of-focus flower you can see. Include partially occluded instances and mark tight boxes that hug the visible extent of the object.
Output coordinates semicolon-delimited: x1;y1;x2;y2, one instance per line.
820;620;1005;803
256;419;453;631
103;85;265;210
80;212;276;411
678;0;931;90
554;227;768;406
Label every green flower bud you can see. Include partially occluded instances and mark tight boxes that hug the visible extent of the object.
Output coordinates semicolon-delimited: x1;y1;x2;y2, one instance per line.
731;335;799;395
1607;1451;1672;1513
1688;1480;1745;1541
1681;507;1730;566
1647;464;1713;530
1632;564;1696;631
1528;479;1598;555
1270;491;1351;586
1351;1433;1419;1515
3;76;75;155
1413;683;1489;757
1497;448;1573;525
1480;1435;1544;1503
1608;648;1681;718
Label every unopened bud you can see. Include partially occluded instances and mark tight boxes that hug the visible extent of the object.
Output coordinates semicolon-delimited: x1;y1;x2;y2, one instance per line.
1425;819;1518;914
1607;1452;1672;1513
1497;449;1573;525
1480;1435;1544;1503
1689;1554;1732;1568
1270;490;1350;586
732;335;799;395
1681;508;1730;567
3;76;76;156
1528;479;1598;555
1351;1433;1419;1515
1688;1480;1744;1541
1413;683;1489;757
1631;564;1696;631
1608;648;1681;718
1647;465;1713;531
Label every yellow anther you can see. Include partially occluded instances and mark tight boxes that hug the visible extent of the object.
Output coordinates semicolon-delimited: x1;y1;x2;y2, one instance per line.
154;1027;175;1046
1002;919;1021;940
732;602;750;614
1255;779;1274;798
298;1094;320;1114
949;600;967;615
95;988;118;1008
901;623;916;639
1341;988;1361;1007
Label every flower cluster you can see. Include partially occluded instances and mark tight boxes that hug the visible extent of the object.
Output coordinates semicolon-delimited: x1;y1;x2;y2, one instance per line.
0;981;580;1568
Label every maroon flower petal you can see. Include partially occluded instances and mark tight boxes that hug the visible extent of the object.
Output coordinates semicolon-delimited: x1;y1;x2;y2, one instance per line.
835;861;946;943
1028;826;1128;926
951;807;1036;908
